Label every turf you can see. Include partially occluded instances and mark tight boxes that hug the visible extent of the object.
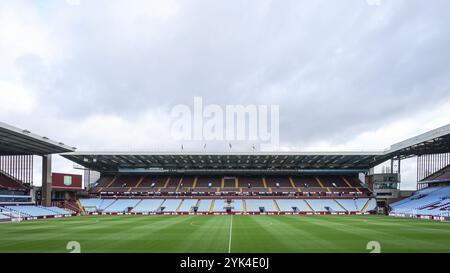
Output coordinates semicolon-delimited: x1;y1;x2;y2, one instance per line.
0;215;449;253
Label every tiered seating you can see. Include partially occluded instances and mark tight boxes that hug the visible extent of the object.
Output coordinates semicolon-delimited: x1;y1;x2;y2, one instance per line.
163;177;182;192
160;199;182;212
306;199;346;212
139;176;167;191
78;198;374;214
103;199;140;213
391;186;450;216
213;200;227;212
319;176;358;193
422;165;450;182
45;206;72;215
239;176;267;192
276;199;310;212
222;177;238;192
176;177;195;192
265;176;294;192
79;200;100;212
93;176;115;188
197;199;213;212
292;176;323;192
232;200;244;212
131;199;163;213
91;175;370;196
0;194;33;204
79;199;103;212
195;177;221;192
245;199;276;212
177;199;198;212
336;199;359;211
0;213;10;220
343;176;362;187
356;198;373;211
0;172;27;191
4;205;70;217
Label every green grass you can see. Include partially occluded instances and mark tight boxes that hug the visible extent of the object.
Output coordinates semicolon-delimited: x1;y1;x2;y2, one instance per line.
0;215;449;253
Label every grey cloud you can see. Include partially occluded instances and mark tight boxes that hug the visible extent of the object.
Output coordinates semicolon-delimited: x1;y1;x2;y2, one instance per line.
11;0;450;149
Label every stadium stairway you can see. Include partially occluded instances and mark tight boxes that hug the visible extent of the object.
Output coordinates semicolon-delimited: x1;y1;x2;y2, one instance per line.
315;177;325;188
274;200;281;212
97;176;117;193
334;199;348;212
62;200;81;213
133;199;143;210
176;200;184;212
262;177;268;188
342;177;353;188
102;199;117;211
209;200;215;213
194;199;201;210
175;177;183;191
303;199;315;212
129;176;144;192
289;177;302;192
192;177;198;189
361;199;372;213
163;178;170;188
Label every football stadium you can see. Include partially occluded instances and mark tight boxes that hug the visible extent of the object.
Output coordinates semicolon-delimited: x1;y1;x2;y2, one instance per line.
1;121;450;253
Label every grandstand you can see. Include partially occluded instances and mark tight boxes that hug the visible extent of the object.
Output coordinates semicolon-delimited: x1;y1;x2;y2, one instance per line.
0;122;75;221
0;122;450;254
88;174;366;195
77;197;376;215
54;123;449;220
1;121;450;223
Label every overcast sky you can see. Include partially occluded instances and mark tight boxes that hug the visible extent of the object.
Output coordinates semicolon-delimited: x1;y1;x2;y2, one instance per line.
1;0;450;190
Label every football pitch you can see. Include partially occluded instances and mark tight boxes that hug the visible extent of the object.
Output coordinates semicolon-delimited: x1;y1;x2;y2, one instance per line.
0;215;449;253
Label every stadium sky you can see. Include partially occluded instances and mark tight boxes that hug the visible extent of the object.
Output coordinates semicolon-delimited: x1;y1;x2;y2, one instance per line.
1;0;450;189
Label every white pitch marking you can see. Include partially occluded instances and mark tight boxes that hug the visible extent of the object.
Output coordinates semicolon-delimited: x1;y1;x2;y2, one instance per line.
228;215;233;253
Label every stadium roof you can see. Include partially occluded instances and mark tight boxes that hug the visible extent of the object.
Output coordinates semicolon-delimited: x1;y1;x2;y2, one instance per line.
0;121;76;155
383;123;450;159
62;123;450;173
62;151;390;173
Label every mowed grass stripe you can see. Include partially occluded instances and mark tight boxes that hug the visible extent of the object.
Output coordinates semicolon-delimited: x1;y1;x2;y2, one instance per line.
0;215;449;253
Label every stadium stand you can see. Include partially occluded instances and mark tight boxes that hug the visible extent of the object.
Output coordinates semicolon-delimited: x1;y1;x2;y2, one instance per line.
131;199;163;213
160;199;182;212
77;197;376;214
0;172;28;192
231;199;244;212
91;174;370;196
103;199;140;213
197;199;213;212
245;199;277;212
213;200;227;212
3;205;70;217
306;199;346;212
390;185;450;217
421;165;450;182
277;199;309;212
177;199;198;212
337;198;360;212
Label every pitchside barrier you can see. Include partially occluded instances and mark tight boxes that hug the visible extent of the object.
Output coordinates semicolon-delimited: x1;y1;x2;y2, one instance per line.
97;195;371;200
87;211;371;216
389;209;450;222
